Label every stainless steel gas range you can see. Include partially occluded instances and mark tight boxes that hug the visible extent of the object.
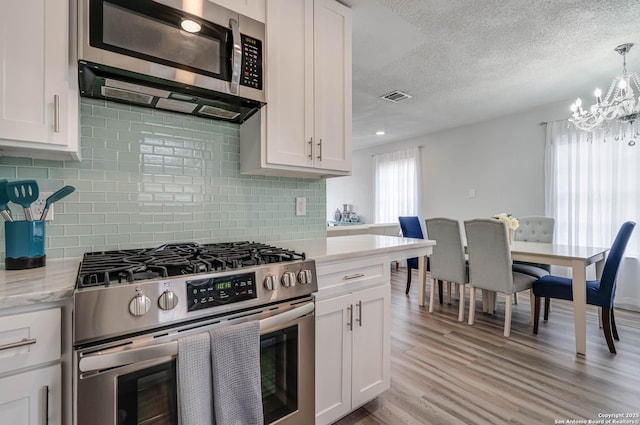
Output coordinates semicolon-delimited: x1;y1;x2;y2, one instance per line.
72;241;317;425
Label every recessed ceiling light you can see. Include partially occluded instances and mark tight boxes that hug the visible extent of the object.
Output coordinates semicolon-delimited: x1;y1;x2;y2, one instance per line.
181;19;202;33
376;131;385;136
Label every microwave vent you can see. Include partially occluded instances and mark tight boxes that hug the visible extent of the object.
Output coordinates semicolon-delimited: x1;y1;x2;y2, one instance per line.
101;86;154;105
380;90;412;103
156;98;198;113
198;105;241;120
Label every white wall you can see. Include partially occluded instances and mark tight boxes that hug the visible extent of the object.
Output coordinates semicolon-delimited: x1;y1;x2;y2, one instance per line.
327;99;572;224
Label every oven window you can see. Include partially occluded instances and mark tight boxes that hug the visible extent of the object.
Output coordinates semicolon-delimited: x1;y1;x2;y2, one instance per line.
261;325;298;423
117;362;178;425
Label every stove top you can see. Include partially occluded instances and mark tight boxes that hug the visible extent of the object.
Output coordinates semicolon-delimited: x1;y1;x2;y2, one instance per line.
77;241;307;288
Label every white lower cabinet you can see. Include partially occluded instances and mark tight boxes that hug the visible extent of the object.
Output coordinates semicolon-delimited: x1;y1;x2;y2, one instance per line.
0;364;61;425
0;307;62;425
315;284;390;424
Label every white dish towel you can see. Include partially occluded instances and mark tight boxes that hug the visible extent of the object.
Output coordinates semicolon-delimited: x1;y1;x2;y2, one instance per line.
177;332;214;425
210;321;263;425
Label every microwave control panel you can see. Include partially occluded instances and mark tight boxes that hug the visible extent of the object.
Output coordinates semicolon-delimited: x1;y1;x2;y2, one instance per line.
240;35;263;90
186;272;257;312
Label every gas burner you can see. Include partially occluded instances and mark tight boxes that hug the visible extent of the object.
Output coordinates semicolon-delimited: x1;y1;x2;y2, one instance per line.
77;242;307;288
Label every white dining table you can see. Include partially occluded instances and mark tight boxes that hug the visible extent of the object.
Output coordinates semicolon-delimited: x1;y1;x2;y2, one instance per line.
417;240;609;355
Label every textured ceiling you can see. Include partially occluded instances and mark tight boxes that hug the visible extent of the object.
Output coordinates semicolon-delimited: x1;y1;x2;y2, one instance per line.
343;0;640;150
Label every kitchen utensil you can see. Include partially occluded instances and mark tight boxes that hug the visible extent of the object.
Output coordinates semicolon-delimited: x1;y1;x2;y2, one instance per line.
40;185;75;220
6;180;39;221
0;179;13;222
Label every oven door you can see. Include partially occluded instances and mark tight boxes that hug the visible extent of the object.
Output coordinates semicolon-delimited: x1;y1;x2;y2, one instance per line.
74;300;314;425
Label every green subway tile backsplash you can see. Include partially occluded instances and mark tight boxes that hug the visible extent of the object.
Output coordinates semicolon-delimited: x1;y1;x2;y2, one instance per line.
0;98;326;259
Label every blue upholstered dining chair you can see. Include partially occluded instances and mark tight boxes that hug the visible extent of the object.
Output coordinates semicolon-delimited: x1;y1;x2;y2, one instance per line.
398;216;428;295
532;221;636;354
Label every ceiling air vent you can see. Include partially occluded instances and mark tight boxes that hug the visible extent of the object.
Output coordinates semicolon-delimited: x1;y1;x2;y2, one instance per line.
380;90;412;103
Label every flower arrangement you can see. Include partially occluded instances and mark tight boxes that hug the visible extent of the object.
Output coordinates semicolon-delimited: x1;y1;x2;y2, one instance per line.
492;213;519;230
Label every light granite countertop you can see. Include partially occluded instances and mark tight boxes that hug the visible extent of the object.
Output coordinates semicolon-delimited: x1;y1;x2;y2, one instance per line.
0;258;80;309
0;235;434;309
275;234;435;264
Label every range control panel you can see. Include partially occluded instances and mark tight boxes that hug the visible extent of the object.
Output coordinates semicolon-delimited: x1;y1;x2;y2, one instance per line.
186;272;257;312
240;34;262;90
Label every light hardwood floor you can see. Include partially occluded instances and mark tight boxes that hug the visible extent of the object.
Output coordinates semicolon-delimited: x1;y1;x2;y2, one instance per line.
335;268;640;425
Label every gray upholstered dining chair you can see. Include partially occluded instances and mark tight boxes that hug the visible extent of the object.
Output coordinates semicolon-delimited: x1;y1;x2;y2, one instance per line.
464;219;538;337
425;218;468;321
513;216;554;312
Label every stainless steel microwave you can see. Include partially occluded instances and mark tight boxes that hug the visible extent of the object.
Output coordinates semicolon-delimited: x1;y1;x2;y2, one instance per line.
78;0;265;123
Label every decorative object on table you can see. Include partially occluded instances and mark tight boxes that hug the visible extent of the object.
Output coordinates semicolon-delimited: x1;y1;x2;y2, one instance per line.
349;213;360;223
569;42;639;147
492;213;519;245
334;208;342;222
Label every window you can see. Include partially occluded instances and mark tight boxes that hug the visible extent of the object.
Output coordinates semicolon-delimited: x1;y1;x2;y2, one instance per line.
545;120;639;255
373;147;421;223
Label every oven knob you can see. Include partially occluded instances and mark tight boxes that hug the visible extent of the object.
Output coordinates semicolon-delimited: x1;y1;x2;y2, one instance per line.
158;290;179;310
264;275;278;291
297;269;313;285
129;294;151;316
281;272;296;288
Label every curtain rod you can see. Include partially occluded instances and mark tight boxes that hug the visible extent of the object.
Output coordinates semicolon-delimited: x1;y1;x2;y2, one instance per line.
371;145;423;157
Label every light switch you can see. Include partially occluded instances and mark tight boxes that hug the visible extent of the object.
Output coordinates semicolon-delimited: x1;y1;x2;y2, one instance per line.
468;189;476;198
296;197;306;216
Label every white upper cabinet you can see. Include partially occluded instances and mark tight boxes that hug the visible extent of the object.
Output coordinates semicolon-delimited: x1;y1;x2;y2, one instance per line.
240;0;352;178
208;0;266;22
0;0;79;160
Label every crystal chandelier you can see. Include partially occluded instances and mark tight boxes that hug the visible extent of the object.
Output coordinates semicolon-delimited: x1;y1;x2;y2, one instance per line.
569;43;640;146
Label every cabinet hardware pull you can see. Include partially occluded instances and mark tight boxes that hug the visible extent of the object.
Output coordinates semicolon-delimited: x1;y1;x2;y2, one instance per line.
317;139;322;161
54;95;60;133
0;337;37;351
41;385;49;425
356;300;362;326
347;304;353;331
308;137;313;159
344;273;364;280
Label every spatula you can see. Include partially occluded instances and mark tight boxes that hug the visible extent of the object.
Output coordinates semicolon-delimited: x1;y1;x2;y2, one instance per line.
40;185;75;220
6;180;39;221
0;179;13;222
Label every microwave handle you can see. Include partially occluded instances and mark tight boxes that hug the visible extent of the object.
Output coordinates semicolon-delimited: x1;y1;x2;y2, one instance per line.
78;302;314;373
229;18;242;94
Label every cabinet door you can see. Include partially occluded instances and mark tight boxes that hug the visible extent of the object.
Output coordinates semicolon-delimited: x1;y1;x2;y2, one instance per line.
0;0;70;147
208;0;265;22
313;0;352;172
351;284;390;408
264;0;314;168
0;364;61;425
315;293;352;425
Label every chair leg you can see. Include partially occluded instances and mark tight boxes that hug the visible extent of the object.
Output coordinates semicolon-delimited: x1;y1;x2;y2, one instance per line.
468;287;476;325
601;307;617;354
611;308;619;341
446;281;452;305
529;290;535;325
428;277;436;313
504;294;513;337
543;297;550;321
438;280;444;304
458;284;465;322
405;269;412;294
514;292;518;304
533;296;541;334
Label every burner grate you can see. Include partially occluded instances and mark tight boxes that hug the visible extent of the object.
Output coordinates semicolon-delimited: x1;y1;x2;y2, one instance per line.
76;241;306;288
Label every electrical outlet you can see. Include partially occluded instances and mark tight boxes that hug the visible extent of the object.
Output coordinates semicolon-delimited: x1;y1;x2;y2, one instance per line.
296;197;306;216
32;192;53;221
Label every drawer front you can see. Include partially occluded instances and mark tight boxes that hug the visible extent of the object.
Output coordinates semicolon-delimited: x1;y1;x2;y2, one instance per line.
0;308;61;374
316;257;389;296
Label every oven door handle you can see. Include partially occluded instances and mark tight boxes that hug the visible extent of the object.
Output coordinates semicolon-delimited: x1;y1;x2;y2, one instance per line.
78;301;315;373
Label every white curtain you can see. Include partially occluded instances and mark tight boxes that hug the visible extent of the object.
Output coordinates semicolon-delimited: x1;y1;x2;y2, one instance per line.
373;147;421;223
545;120;640;310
